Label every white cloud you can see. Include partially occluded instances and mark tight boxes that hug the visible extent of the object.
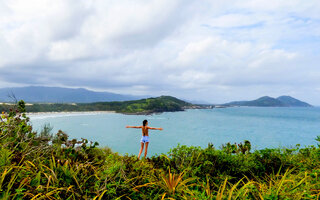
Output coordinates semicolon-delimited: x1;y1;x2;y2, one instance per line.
248;49;297;69
0;0;319;104
208;14;265;28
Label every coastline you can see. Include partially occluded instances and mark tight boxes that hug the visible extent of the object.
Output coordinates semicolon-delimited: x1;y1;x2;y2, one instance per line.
26;107;214;116
26;110;116;116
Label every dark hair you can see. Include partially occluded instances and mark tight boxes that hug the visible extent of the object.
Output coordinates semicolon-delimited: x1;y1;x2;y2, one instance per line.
143;120;148;126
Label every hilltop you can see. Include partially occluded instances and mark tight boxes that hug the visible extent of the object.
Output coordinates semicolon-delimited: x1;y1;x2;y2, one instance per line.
223;96;312;107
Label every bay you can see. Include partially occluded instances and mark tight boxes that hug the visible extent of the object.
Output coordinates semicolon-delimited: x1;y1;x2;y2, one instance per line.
29;107;320;156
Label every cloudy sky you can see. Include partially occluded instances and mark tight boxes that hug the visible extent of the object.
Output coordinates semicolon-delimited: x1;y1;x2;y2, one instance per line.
1;0;320;104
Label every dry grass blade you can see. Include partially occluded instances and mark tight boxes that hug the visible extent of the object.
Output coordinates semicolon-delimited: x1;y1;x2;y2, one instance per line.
30;193;43;200
0;167;13;191
290;172;307;192
35;187;65;200
132;182;155;190
276;168;292;196
93;189;108;200
161;193;167;200
227;177;245;200
205;176;211;197
216;177;228;200
4;168;21;198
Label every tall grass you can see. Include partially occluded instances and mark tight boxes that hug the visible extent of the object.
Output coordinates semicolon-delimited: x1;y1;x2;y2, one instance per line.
1;101;320;199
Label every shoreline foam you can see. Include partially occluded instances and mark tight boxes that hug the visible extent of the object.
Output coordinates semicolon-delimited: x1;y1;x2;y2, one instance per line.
27;110;116;116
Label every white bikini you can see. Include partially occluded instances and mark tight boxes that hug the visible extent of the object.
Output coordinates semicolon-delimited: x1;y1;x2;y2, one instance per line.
141;136;150;143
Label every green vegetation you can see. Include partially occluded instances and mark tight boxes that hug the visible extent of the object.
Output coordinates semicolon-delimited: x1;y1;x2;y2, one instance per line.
1;101;320;199
0;96;191;114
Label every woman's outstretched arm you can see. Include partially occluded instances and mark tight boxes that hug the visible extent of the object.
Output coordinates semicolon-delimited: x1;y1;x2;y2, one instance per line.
126;126;142;128
148;127;163;130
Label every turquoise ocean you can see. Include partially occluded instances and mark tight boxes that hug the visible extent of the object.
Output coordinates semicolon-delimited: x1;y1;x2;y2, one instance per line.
29;107;320;156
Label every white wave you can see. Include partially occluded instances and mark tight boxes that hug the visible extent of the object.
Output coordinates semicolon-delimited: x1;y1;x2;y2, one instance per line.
28;112;112;120
146;117;166;120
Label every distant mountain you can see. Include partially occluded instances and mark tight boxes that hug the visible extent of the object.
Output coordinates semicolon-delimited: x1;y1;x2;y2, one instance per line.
224;96;312;107
0;86;146;103
276;96;312;107
183;99;212;105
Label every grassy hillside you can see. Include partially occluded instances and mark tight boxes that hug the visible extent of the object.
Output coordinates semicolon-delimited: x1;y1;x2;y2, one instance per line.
0;101;320;199
0;96;192;114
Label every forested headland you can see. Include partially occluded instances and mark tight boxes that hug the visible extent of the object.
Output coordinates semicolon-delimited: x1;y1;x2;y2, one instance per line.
0;96;193;114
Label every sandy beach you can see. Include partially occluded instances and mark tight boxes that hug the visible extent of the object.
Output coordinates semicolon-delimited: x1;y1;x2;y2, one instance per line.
27;110;116;116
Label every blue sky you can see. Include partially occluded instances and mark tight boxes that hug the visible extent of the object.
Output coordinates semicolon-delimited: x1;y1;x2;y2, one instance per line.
0;0;320;104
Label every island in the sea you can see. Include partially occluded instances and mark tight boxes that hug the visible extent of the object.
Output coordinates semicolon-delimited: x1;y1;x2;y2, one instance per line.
222;95;312;107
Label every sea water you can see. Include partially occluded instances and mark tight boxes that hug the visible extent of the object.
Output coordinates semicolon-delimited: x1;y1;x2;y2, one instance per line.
29;107;320;156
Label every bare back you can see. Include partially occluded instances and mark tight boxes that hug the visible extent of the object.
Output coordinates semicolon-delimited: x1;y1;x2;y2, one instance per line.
142;126;149;136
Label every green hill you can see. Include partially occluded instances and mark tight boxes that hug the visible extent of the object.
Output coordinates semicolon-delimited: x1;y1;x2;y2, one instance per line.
11;96;192;114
